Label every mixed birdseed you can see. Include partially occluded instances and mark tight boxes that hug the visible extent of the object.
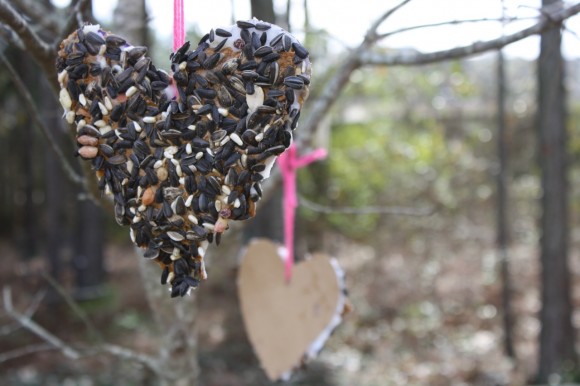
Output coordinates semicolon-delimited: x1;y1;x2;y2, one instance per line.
56;20;311;297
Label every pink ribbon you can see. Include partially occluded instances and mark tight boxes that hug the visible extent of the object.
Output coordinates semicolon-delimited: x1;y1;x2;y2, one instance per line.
277;144;327;282
173;0;185;52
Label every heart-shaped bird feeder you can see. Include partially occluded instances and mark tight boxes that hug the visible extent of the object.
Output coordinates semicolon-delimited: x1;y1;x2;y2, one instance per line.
56;19;311;297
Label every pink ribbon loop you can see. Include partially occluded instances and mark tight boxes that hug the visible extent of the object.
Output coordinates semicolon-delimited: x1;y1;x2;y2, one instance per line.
278;144;327;282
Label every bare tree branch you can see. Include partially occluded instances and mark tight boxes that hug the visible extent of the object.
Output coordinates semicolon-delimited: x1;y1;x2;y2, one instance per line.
0;52;101;206
376;16;534;40
0;321;20;336
0;343;56;363
14;0;60;36
2;286;164;375
0;2;104;208
0;0;55;78
3;286;81;360
361;2;580;66
299;195;434;216
42;273;102;341
98;344;164;377
365;0;413;43
61;0;93;41
297;1;413;147
0;22;23;49
0;289;45;336
298;1;580;147
297;48;360;147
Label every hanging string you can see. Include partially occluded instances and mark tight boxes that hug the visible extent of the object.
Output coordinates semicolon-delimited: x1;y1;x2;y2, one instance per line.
277;144;327;282
173;0;185;52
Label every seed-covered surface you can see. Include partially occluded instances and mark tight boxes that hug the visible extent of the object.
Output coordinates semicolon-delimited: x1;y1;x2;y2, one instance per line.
56;20;311;297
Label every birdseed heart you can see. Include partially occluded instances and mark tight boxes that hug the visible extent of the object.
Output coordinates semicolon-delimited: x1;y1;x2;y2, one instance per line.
56;20;311;297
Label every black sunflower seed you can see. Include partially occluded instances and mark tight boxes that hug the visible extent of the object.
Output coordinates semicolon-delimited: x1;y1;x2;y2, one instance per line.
255;22;271;31
203;52;221;69
292;42;309;58
236;20;255;29
283;76;304;89
86;31;105;46
215;28;232;37
160;266;170;284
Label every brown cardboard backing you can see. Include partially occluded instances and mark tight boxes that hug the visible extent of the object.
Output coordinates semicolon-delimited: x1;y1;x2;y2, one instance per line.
237;238;341;380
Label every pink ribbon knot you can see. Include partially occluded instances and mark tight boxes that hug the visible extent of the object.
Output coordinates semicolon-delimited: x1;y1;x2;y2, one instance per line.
277;144;327;282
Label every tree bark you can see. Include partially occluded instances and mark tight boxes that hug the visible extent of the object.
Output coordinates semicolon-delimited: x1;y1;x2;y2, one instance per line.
496;47;515;360
42;77;64;282
536;0;577;381
250;0;276;24
17;48;38;260
136;249;199;386
73;199;106;299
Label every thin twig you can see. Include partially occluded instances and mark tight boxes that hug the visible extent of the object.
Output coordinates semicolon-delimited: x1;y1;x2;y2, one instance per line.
2;286;81;360
0;322;20;336
99;344;163;377
0;0;55;77
297;0;413;147
61;0;82;41
361;3;580;66
60;0;92;42
15;0;60;36
42;273;102;341
298;1;580;147
0;0;52;55
0;52;101;206
365;0;413;43
0;343;56;363
0;22;24;49
0;290;45;336
2;286;163;374
376;16;534;40
299;195;434;216
297;52;358;147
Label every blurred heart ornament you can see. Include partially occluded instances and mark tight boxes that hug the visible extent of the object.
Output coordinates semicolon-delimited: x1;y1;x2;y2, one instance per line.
56;19;311;297
237;238;348;381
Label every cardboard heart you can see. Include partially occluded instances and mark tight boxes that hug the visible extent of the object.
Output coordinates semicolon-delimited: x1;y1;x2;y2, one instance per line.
237;238;346;381
56;20;311;296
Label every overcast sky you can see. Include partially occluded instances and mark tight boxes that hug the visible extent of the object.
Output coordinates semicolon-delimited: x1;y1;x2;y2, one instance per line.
53;0;580;59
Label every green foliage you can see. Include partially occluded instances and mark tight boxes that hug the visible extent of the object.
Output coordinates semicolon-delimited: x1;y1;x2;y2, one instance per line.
75;284;118;314
299;62;499;241
114;309;146;330
568;101;580;160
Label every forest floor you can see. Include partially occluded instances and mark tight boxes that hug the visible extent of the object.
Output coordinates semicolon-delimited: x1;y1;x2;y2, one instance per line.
0;208;579;386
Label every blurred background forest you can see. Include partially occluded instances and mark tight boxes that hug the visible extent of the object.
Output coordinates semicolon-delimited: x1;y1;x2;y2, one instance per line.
2;0;580;385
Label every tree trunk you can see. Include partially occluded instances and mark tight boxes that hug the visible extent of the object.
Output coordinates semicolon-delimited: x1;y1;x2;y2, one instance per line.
496;48;515;360
536;0;577;381
136;249;199;386
250;0;276;24
42;77;65;282
243;185;283;244
113;0;150;47
73;199;106;299
17;49;38;260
